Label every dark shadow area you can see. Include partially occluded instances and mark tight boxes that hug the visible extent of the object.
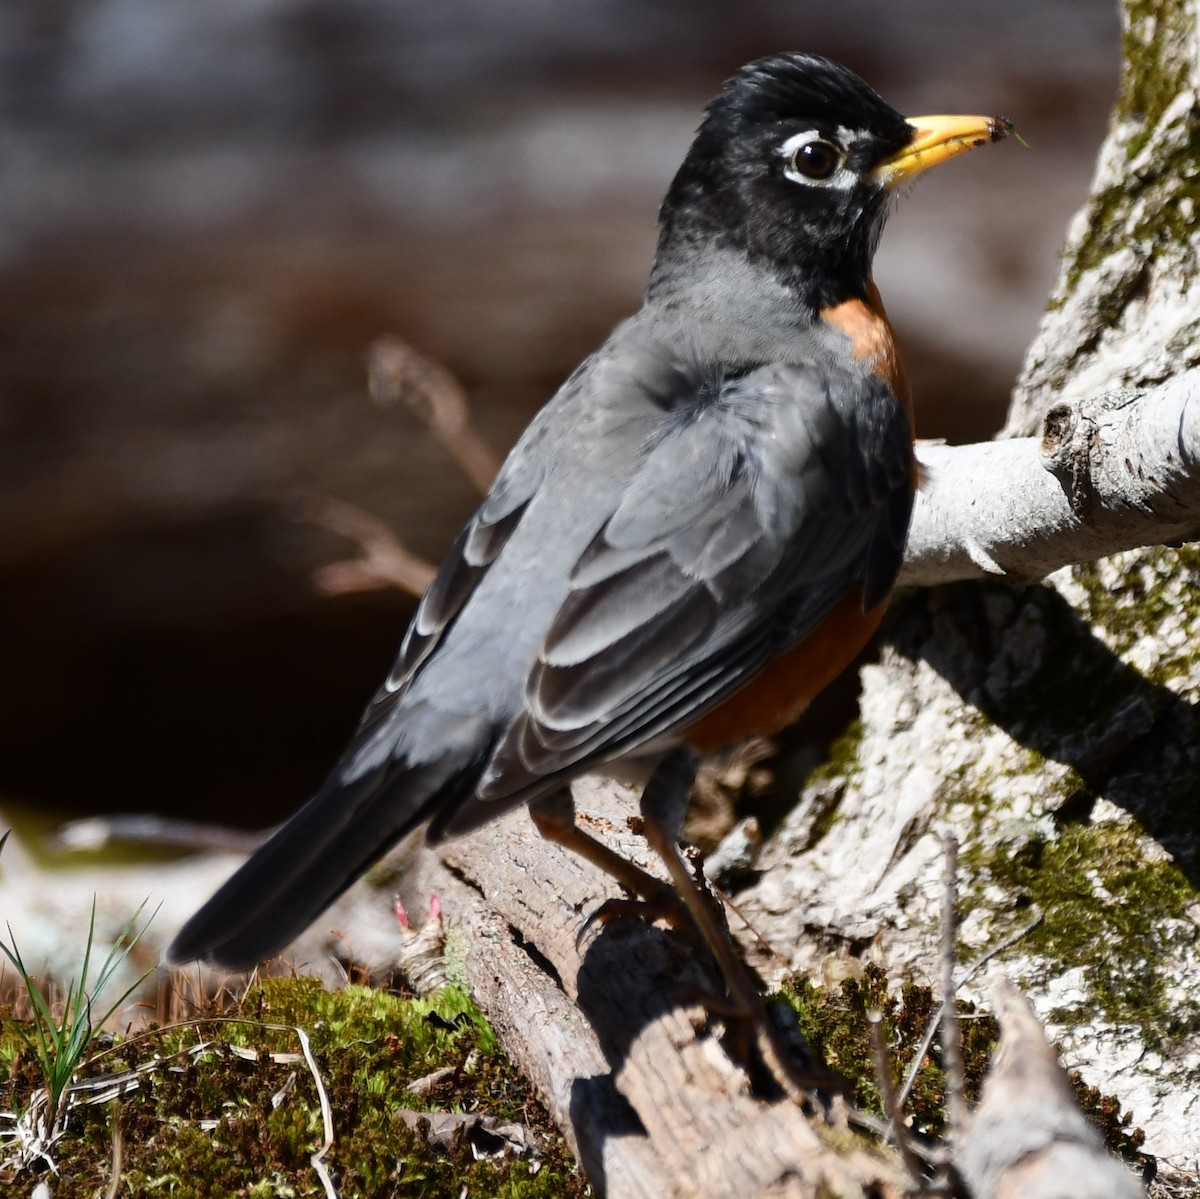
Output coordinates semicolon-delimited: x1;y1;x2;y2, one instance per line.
568;1074;647;1195
568;920;715;1189
566;905;822;1182
574;920;708;1072
750;650;878;844
900;580;1200;882
0;514;414;826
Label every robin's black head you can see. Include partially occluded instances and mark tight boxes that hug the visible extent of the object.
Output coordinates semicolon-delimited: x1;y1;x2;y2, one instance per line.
652;53;1010;308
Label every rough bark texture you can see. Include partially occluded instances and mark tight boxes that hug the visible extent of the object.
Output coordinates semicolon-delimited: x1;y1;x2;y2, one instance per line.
961;982;1143;1199
1007;0;1200;435
408;794;906;1199
738;0;1200;1175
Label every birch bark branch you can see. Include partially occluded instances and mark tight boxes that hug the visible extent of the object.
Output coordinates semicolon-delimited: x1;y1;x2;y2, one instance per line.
901;368;1200;588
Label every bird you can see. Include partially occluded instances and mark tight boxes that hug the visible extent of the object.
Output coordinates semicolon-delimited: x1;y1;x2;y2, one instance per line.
169;53;1011;975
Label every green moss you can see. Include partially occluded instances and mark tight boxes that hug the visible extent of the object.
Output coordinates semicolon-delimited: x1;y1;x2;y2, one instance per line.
778;964;1145;1162
1070;547;1200;683
781;963;995;1143
1056;0;1200;303
0;978;584;1198
1118;0;1194;148
805;719;865;790
961;818;1199;1053
784;718;867;849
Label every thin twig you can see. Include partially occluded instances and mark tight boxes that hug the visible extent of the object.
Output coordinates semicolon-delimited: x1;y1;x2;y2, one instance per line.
297;492;437;599
866;1008;926;1185
895;909;1044;1111
294;336;502;601
955;910;1044;992
940;836;967;1141
368;335;500;494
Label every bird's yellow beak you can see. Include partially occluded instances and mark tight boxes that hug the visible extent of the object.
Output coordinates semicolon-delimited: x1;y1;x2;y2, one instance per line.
874;113;1014;189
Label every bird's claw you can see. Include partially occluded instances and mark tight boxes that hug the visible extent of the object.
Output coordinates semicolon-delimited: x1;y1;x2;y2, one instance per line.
575;889;703;951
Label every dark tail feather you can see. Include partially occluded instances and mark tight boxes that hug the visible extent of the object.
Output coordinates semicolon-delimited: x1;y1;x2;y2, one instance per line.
167;762;452;970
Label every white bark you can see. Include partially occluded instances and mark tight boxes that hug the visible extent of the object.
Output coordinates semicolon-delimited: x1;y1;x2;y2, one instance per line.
1006;0;1200;435
902;369;1200;588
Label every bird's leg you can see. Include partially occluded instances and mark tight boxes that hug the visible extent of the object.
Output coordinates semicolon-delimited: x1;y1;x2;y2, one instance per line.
637;747;758;1015
639;746;817;1100
528;787;690;936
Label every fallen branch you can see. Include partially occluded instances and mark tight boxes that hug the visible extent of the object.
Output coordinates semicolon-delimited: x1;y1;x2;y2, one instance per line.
417;781;908;1199
960;981;1143;1199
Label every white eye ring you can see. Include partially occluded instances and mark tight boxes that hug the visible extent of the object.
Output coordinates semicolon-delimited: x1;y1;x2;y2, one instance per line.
780;132;846;186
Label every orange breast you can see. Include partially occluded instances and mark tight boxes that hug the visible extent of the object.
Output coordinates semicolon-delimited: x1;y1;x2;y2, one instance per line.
824;279;924;497
682;587;885;752
680;281;914;753
821;279;913;426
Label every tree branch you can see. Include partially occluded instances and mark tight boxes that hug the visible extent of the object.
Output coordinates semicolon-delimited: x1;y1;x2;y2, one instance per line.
901;368;1200;587
960;981;1143;1199
424;785;907;1199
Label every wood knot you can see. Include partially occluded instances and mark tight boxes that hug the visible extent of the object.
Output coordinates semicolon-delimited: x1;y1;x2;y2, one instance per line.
1039;401;1091;513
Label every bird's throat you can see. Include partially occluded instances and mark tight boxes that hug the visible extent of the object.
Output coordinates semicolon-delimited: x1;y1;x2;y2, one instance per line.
819;279;912;421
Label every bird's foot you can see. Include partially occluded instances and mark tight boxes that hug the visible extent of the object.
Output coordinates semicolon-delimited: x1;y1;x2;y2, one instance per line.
576;885;704;951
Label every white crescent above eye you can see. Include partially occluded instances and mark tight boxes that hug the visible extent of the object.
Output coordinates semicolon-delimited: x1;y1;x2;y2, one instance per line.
778;129;856;190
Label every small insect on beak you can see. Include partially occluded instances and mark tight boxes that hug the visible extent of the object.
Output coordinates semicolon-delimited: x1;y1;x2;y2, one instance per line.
873;113;1014;189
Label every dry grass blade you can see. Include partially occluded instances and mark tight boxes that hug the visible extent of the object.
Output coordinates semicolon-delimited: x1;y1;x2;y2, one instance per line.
104;1102;122;1199
291;1023;337;1199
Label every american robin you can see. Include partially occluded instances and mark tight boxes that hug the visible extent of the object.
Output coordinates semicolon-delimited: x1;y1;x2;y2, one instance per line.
169;53;1010;972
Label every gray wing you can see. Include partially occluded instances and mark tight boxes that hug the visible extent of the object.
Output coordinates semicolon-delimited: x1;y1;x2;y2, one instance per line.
350;395;562;736
467;356;913;810
169;340;910;967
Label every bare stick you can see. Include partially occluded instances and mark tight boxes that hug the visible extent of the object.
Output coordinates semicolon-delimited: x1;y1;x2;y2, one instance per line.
297;493;436;599
866;1008;926;1185
895;910;1044;1112
104;1102;122;1199
368;336;500;495
294;338;501;600
940;836;966;1143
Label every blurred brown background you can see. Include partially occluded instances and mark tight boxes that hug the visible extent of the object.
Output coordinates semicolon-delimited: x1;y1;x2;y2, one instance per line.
0;0;1118;830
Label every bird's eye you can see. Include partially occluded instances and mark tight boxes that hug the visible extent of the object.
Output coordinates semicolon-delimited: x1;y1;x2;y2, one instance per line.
785;139;842;182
